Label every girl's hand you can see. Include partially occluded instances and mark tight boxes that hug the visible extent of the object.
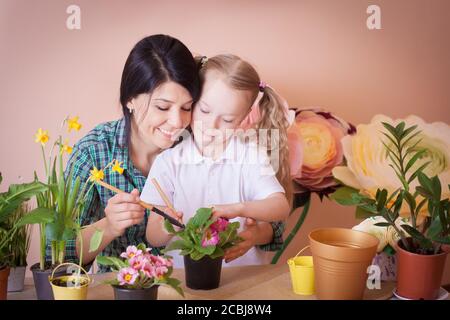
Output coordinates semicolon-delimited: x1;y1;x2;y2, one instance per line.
211;203;244;220
154;207;184;232
224;218;257;263
104;189;145;238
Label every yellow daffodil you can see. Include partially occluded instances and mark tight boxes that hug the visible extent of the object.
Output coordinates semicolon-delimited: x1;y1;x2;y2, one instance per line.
35;128;50;146
112;160;124;175
67;116;82;132
61;139;73;154
89;167;104;182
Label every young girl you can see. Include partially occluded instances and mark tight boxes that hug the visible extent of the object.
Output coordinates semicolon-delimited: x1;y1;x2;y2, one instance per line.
141;54;292;267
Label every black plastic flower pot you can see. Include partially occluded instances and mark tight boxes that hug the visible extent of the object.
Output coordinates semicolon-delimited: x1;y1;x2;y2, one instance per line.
30;263;68;300
184;255;222;290
112;285;159;300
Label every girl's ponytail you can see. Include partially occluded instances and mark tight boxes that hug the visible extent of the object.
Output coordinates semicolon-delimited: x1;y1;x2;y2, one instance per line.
257;86;293;207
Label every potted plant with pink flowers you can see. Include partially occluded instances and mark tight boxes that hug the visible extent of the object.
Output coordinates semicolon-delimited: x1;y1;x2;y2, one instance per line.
163;207;241;290
96;243;183;300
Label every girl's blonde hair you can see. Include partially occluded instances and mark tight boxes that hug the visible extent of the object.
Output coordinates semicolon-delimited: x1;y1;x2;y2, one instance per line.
197;54;292;206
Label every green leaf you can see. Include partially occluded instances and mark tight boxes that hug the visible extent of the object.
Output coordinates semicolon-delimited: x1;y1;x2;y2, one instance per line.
179;248;193;256
65;176;80;219
195;244;216;255
209;246;225;259
382;244;396;256
408;162;431;184
396;122;406;136
89;229;104;252
189;249;205;261
403;190;416;212
431;175;442;199
381;132;399;150
426;218;443;239
402;132;422;151
329;186;361;206
163;278;184;297
401;225;433;249
376;189;388;212
374;222;391;227
431;236;450;245
163;218;176;234
190;207;212;228
15;207;55;227
416;188;432;203
405;149;427;174
64;162;75;214
136;243;147;252
400;124;418;140
355;206;374;219
96;255;127;270
382;122;399;141
163;240;190;253
56;155;66;217
382;140;402;165
418;172;433;193
0;181;47;223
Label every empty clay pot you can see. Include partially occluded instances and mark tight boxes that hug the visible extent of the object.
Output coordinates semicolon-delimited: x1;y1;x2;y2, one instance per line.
309;228;379;300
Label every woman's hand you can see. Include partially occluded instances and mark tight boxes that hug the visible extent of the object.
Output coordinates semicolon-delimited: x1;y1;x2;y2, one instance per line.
153;206;184;233
104;189;145;238
211;203;244;220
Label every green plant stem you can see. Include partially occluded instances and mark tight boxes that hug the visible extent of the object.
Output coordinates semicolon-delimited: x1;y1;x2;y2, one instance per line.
39;223;46;270
390;221;410;251
271;197;311;264
41;146;48;177
58;240;65;264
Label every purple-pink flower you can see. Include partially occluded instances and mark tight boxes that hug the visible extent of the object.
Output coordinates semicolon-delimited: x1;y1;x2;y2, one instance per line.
117;267;138;285
210;218;229;233
120;245;142;260
202;229;220;247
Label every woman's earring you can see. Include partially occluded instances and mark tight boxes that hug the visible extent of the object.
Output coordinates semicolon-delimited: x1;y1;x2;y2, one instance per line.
128;106;134;114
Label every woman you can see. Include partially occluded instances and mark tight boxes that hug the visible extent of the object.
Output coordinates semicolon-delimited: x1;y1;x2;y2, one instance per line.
58;35;284;271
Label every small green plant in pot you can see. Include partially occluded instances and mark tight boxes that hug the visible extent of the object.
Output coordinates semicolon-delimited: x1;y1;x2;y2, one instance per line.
331;117;450;300
162;207;241;290
96;243;183;300
0;172;47;300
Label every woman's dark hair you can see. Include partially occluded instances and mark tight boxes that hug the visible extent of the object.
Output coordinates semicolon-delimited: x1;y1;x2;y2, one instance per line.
119;34;201;147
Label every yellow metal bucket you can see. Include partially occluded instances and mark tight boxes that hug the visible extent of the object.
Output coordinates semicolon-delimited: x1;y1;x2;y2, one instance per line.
287;246;314;295
49;263;91;300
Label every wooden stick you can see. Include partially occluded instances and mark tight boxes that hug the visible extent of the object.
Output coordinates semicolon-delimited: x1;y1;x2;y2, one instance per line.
96;180;185;229
151;178;175;211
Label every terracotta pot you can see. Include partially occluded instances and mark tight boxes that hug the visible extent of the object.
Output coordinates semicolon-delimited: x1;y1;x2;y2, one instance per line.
0;267;10;300
184;255;222;290
309;228;379;300
396;238;448;300
113;285;158;300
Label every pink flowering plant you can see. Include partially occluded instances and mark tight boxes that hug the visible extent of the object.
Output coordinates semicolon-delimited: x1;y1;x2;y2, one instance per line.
96;243;183;296
162;207;241;260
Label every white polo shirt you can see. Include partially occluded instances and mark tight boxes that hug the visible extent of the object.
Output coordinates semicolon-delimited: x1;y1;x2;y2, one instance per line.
140;134;285;267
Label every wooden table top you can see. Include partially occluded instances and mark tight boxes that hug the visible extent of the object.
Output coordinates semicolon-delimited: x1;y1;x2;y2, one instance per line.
7;264;395;300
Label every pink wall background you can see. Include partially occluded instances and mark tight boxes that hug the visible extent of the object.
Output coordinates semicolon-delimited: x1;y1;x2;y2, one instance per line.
1;0;449;283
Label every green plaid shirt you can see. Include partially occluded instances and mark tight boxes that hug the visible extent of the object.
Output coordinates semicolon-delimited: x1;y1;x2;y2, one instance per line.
53;118;284;272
